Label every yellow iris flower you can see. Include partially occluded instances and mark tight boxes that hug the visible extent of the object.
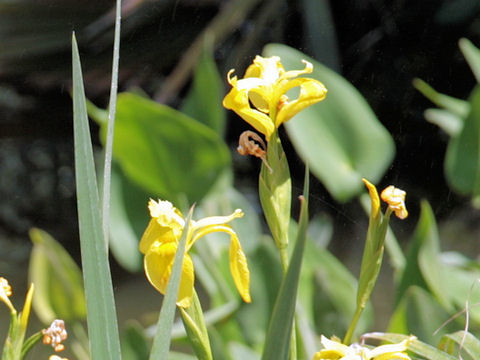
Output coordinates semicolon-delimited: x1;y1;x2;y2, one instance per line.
223;55;327;141
139;199;251;308
313;335;414;360
362;179;408;220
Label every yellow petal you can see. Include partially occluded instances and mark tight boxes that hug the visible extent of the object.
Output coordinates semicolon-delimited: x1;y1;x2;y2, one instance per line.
140;199;185;253
144;242;194;308
362;178;381;220
193;209;244;231
229;232;251;303
244;55;283;83
139;219;177;254
191;223;251;303
223;84;275;139
373;352;411;360
20;283;34;330
369;338;413;360
276;78;328;127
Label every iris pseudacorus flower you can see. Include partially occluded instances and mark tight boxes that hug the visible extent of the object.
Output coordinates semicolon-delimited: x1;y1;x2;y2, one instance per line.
313;335;415;360
140;199;251;308
223;55;327;141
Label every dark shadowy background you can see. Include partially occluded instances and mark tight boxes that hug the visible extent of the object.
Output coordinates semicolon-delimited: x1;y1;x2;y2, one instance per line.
1;0;480;275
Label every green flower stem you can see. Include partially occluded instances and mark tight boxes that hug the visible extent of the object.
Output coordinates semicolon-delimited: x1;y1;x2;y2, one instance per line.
180;290;213;360
344;207;392;345
259;130;291;252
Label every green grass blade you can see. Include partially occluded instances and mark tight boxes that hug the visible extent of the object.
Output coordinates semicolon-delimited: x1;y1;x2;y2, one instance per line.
149;206;194;360
261;167;309;360
102;0;122;245
72;33;122;360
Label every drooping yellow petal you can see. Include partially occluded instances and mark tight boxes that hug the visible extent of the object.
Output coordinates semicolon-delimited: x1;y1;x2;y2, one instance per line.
223;80;275;139
362;179;380;220
190;223;251;303
144;242;194;308
276;78;328;127
229;231;251;303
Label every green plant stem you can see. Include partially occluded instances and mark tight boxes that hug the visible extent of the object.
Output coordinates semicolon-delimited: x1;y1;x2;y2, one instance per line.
343;307;363;345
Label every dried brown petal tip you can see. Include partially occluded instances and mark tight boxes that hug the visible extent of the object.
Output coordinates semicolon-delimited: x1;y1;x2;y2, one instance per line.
237;130;272;172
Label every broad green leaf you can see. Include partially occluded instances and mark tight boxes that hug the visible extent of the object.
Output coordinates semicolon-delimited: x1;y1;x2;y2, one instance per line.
440;266;480;323
309;243;373;339
445;85;480;197
396;201;453;310
109;165;145;272
181;35;226;135
413;78;470;118
28;228;86;323
263;44;394;202
99;93;230;205
234;238;283;347
148;207;193;360
229;342;260;360
72;33;121;360
363;332;457;360
459;38;480;83
439;331;480;360
388;286;455;345
300;0;340;71
121;321;150;360
417;201;454;310
424;108;463;136
261;168;309;360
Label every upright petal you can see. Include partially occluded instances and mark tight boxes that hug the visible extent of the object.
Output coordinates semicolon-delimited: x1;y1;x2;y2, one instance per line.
139;219;177;254
362;179;381;221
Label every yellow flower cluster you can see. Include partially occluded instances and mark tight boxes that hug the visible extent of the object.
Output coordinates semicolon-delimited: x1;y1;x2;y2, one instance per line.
140;199;251;308
223;55;327;141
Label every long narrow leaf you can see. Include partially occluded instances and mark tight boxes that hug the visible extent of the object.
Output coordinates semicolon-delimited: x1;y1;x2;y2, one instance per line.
102;0;122;245
261;167;309;360
149;207;194;359
72;33;122;360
